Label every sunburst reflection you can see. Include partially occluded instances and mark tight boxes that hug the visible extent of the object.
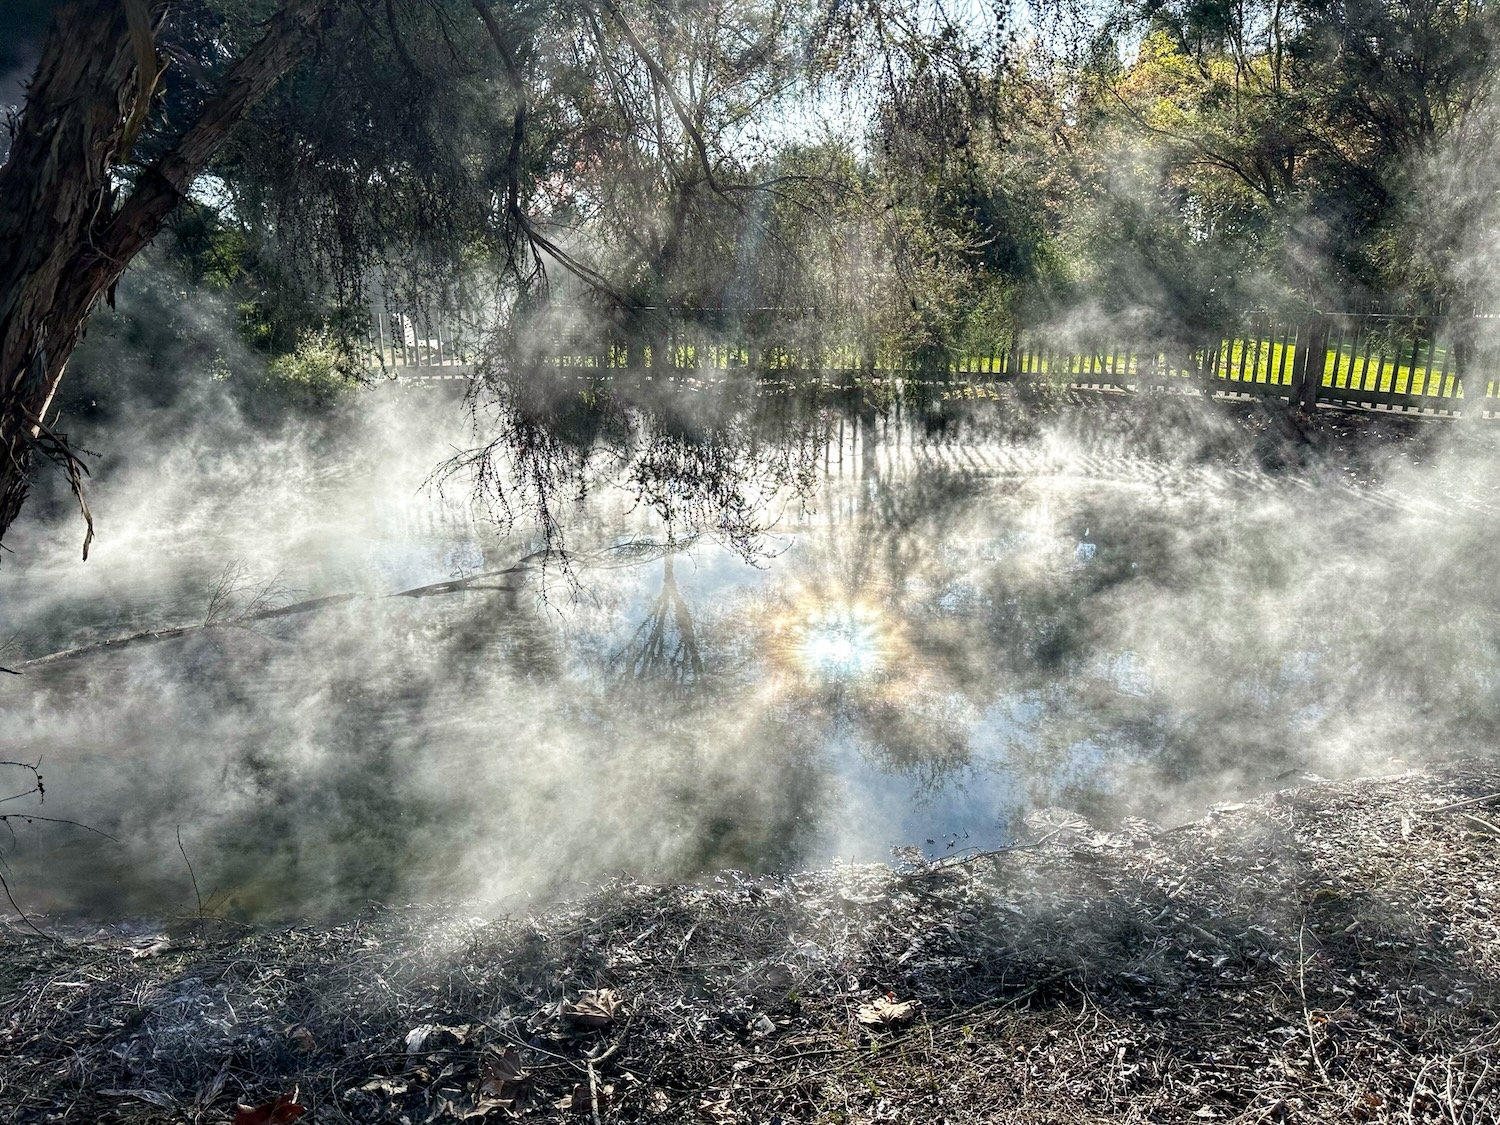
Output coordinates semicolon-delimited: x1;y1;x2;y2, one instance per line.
791;603;886;681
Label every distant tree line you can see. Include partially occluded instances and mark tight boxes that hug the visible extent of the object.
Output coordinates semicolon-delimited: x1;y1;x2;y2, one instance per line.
1;0;1496;549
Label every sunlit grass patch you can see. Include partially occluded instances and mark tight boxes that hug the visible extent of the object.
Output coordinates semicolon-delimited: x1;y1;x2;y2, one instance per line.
1208;337;1471;399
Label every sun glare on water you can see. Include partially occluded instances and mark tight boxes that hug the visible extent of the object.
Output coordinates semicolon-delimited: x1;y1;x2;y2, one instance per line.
792;604;886;681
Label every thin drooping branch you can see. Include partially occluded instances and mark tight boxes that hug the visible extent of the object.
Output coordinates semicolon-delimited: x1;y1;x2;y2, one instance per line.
465;0;536;280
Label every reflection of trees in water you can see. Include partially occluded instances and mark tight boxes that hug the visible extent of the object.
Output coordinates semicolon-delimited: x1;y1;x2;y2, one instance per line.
741;452;1424;822
767;460;1001;791
621;555;704;686
233;396;1500;884
584;403;1148;804
28;382;1500;915
603;552;830;873
444;376;829;559
271;391;1500;854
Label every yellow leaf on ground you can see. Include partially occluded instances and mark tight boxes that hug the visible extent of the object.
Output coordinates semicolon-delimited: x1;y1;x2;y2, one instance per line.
856;995;920;1027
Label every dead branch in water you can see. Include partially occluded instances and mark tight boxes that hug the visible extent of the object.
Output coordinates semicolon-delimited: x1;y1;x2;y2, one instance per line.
10;538;697;671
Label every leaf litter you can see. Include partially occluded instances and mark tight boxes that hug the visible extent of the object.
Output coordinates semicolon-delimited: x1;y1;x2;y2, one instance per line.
1;764;1498;1122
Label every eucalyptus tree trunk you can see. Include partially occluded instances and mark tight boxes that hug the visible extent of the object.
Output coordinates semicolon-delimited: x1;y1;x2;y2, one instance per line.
0;0;333;555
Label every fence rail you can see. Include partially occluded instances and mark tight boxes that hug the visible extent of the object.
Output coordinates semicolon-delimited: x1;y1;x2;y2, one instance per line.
368;307;1500;417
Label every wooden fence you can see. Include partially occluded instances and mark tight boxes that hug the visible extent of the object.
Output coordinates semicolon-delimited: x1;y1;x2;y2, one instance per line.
369;306;1500;417
1005;311;1498;415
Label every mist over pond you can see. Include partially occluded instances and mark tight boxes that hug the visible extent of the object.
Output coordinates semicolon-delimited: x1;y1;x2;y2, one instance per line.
4;379;1498;922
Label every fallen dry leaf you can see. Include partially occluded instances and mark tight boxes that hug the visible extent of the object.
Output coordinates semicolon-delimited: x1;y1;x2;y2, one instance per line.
404;1023;476;1053
232;1090;306;1125
286;1024;316;1053
473;1045;528;1112
351;1077;408;1098
644;1088;671;1115
697;1094;736;1123
562;988;622;1029
856;994;921;1027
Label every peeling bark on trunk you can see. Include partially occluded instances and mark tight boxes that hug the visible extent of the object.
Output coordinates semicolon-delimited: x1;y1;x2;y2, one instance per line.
0;0;334;555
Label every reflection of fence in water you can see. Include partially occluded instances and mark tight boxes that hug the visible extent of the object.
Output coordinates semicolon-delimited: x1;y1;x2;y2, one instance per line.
370;304;1500;417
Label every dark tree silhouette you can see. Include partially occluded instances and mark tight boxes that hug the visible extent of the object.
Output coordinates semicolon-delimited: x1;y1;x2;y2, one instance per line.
0;0;334;552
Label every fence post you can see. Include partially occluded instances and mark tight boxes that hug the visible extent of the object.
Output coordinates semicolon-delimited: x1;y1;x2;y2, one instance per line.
1292;313;1329;411
1198;335;1218;394
1453;315;1486;421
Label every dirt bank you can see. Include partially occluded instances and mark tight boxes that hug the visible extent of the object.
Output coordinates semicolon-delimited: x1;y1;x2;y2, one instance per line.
2;764;1497;1124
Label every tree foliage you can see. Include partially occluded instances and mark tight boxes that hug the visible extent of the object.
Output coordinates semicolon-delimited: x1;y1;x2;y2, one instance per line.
0;0;1007;551
4;0;1499;553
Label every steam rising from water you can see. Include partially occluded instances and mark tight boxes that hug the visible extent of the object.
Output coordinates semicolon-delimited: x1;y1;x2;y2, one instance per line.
3;375;1500;923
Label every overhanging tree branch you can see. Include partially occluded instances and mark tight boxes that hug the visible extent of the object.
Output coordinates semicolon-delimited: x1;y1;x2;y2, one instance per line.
597;0;739;208
0;0;341;553
102;0;342;271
